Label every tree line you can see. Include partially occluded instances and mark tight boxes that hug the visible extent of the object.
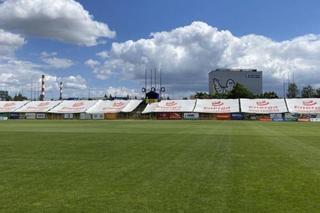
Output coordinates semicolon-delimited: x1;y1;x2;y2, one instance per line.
192;83;320;99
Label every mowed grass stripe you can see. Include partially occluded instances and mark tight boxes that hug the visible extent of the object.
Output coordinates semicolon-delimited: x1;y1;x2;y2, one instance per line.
0;120;320;212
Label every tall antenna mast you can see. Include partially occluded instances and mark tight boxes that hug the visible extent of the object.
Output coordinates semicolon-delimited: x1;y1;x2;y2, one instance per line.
59;82;63;100
150;69;153;89
39;75;45;101
145;69;147;91
154;68;157;91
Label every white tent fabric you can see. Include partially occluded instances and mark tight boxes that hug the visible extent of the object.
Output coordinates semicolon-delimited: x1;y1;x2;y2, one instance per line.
286;98;320;114
86;100;142;114
0;101;29;113
49;100;98;114
122;100;143;113
143;100;196;113
142;102;159;114
16;101;62;113
240;99;288;114
194;99;240;113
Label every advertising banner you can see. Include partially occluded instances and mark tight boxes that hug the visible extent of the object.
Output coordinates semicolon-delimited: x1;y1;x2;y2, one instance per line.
152;100;196;113
49;101;98;114
194;99;239;113
87;100;142;114
286;99;320;114
0;101;29;113
240;99;288;114
183;113;199;120
16;101;61;113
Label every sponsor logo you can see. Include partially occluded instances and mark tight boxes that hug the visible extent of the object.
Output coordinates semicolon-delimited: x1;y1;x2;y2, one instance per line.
165;101;177;107
38;102;50;107
303;100;317;106
72;102;85;107
113;102;125;108
212;101;224;107
256;100;269;106
3;103;15;107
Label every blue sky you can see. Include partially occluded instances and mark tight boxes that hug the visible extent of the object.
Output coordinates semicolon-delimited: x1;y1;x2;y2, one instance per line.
1;0;320;99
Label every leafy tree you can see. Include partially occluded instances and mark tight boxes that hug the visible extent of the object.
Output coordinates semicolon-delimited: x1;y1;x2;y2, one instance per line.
6;95;13;101
301;85;316;98
287;83;299;98
194;92;211;99
315;88;320;98
13;93;28;101
259;91;279;99
227;83;255;99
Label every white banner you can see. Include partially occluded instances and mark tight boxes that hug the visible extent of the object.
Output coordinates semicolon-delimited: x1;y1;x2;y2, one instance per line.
16;101;61;113
142;102;159;114
194;99;239;113
286;99;320;114
86;100;142;114
122;100;143;113
240;99;288;114
310;118;320;122
152;100;196;113
49;100;98;114
0;101;29;113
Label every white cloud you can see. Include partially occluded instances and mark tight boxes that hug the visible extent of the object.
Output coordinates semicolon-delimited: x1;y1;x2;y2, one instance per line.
0;0;116;46
96;51;109;59
85;59;100;69
0;58;88;99
88;21;320;95
41;52;74;69
105;86;141;98
0;29;25;57
61;75;87;90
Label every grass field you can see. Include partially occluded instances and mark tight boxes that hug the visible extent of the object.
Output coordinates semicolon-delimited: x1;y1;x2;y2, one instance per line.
0;120;320;213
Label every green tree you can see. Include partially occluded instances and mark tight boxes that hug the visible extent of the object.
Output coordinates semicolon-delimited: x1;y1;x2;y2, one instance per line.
301;85;316;98
259;91;279;99
6;95;13;101
194;92;211;99
315;88;320;98
287;83;299;98
13;93;28;101
227;83;255;99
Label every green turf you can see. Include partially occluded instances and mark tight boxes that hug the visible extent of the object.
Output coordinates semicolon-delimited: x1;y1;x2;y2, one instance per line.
0;120;320;213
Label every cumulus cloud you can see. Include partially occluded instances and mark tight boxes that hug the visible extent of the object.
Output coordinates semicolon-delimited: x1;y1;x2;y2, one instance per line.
0;29;25;57
0;58;88;99
41;52;74;69
96;51;109;59
105;86;141;98
0;0;116;46
88;21;320;95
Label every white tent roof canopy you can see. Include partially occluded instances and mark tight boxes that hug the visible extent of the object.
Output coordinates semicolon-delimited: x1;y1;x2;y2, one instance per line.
143;100;196;113
194;99;240;113
49;100;98;114
16;101;62;113
0;101;29;113
142;102;159;114
86;100;142;114
286;98;320;114
240;99;288;114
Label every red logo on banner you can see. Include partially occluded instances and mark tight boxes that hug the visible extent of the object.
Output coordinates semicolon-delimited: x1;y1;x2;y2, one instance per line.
4;103;15;107
212;101;224;106
38;102;50;107
72;102;85;107
256;101;269;106
303;100;317;106
113;102;125;108
165;101;177;107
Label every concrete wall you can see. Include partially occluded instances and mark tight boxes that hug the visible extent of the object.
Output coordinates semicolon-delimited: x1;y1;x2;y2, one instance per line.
209;69;263;95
